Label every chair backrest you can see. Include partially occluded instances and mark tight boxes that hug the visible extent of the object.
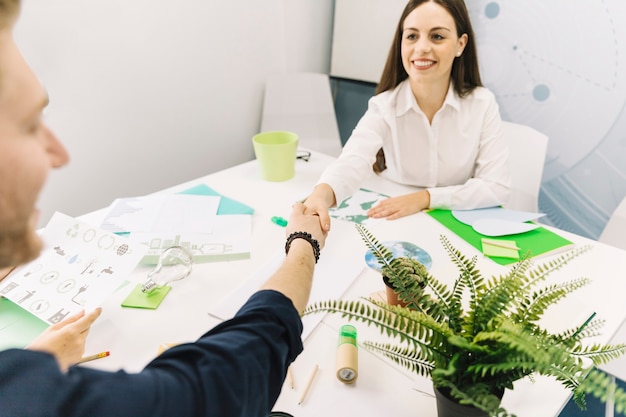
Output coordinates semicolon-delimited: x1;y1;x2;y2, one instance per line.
500;121;549;213
598;197;626;250
261;72;343;157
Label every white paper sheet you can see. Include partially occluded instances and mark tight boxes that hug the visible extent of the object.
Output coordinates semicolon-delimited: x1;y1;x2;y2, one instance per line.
132;214;252;264
452;207;545;237
100;194;221;234
452;207;545;225
0;212;147;324
472;219;540;236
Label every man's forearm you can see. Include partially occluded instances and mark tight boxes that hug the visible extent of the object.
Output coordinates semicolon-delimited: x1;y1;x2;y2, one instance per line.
260;239;316;314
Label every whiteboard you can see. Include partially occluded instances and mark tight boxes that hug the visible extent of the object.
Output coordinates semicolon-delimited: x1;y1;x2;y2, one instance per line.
330;0;407;83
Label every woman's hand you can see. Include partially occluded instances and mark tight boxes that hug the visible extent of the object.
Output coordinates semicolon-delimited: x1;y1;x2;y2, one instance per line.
27;308;102;372
367;190;430;220
302;183;336;232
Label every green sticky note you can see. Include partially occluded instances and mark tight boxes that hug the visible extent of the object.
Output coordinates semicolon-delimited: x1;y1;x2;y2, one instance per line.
481;238;520;259
121;284;171;309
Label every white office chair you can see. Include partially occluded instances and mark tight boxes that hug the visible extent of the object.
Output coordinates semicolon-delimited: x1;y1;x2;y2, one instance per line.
500;121;549;213
598;196;626;250
260;72;343;157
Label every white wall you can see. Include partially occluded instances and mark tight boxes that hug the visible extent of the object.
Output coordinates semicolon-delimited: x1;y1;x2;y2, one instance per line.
330;0;405;83
15;0;334;227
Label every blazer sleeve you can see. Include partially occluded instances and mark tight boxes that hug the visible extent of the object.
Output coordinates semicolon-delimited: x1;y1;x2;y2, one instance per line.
0;290;302;417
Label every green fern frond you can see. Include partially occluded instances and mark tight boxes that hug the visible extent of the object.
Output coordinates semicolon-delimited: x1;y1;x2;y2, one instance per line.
472;274;523;334
472;320;553;362
575;369;626;414
512;277;591;324
420;272;455;321
440;235;484;314
355;224;394;270
522;246;592;291
304;298;452;361
556;318;605;341
570;343;626;365
363;341;434;378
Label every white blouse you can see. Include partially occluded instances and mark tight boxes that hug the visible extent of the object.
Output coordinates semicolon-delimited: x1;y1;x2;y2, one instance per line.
318;79;511;210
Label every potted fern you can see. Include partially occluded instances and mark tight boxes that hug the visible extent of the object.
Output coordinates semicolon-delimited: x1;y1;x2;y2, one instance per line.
304;224;626;417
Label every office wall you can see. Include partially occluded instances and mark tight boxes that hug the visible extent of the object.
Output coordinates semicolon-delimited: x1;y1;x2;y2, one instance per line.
330;0;405;83
330;0;626;239
15;0;334;227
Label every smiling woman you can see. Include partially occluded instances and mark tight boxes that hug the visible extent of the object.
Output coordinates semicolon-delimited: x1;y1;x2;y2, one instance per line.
303;0;511;234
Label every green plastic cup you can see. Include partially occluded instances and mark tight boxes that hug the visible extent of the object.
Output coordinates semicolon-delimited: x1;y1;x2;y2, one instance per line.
252;131;298;181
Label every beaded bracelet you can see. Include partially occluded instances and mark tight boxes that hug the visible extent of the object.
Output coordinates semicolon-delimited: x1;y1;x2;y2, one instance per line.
285;231;320;263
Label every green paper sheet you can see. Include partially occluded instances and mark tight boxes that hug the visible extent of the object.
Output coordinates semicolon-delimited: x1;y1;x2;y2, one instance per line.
428;210;573;265
178;184;254;215
121;284;171;309
0;297;48;350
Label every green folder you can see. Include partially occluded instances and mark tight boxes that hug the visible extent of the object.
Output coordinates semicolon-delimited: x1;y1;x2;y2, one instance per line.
427;210;573;265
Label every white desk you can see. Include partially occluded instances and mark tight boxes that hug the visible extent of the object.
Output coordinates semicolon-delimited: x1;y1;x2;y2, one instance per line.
78;150;626;417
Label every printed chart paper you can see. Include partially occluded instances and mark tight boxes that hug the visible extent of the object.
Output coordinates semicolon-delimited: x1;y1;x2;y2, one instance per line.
0;212;147;324
330;188;388;225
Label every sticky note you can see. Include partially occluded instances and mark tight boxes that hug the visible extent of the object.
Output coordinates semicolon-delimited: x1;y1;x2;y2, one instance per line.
121;284;171;309
481;238;520;259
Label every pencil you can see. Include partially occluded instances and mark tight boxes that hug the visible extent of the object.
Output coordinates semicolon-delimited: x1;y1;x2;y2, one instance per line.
287;366;295;389
298;364;319;405
77;351;110;364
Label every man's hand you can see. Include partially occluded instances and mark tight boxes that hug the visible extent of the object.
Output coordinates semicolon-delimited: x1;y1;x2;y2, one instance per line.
27;308;102;372
287;202;327;250
302;183;336;232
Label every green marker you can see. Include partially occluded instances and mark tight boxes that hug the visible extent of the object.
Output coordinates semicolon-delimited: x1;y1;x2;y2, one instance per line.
271;216;288;227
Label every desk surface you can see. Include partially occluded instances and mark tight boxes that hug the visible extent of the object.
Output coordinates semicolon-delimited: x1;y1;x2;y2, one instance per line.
77;150;626;417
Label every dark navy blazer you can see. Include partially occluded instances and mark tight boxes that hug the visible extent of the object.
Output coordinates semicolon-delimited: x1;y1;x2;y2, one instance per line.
0;290;303;417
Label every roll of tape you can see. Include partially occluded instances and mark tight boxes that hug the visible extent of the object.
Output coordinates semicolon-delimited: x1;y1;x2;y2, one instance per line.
336;324;358;383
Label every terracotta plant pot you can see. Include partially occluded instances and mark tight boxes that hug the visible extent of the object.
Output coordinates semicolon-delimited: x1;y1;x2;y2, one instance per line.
434;386;503;417
382;275;408;307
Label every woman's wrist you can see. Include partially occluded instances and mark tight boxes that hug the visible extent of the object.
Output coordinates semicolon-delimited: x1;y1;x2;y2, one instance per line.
312;183;336;207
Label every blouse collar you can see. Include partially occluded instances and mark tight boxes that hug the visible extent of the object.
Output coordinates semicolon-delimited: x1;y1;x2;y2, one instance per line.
395;79;461;117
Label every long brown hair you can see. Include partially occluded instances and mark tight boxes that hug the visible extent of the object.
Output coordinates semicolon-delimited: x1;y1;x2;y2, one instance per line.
373;0;483;173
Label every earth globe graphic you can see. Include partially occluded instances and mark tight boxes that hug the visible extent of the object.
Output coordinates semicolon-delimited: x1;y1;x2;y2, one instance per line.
116;243;129;256
365;241;432;272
